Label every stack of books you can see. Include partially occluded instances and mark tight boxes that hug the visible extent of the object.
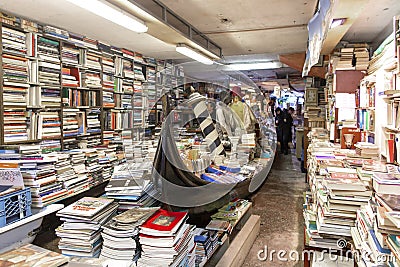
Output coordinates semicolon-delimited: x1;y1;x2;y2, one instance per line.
354;142;380;159
86;49;102;70
97;146;120;180
336;47;355;70
317;167;370;237
84;149;104;187
62;108;80;137
37;36;60;63
38;61;61;86
86;108;102;134
3;108;29;142
40;139;61;153
56;197;118;257
102;91;115;108
62;67;79;87
99;207;160;262
39;111;62;139
134;64;145;81
20;159;68;207
122;59;135;79
138;209;195;267
372;172;400;195
19;144;42;160
61;44;80;65
81;71;102;89
1;26;27;55
210;199;251;225
193;228;220;267
41;86;62;107
105;163;150;204
354;47;369;70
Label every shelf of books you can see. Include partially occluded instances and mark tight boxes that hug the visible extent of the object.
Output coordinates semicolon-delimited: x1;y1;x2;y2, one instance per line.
0;12;177;213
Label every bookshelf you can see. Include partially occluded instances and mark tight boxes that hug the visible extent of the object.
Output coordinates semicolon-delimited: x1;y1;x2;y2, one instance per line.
0;11;179;204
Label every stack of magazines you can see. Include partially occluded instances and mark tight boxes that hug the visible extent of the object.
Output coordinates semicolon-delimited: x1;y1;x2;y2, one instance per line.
56;197;118;257
99;207;160;263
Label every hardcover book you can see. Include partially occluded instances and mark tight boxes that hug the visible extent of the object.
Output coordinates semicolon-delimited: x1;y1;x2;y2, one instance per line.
141;209;187;234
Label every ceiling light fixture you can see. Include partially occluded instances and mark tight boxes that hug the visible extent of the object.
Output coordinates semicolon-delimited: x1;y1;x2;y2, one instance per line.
228;61;283;71
66;0;148;33
330;18;346;29
176;44;214;65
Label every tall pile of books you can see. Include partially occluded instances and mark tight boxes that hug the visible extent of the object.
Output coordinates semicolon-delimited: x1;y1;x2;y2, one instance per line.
84;149;104;187
336;47;355;70
354;47;369;70
193;227;224;266
99;207;160;262
20;158;68;207
138;209;195;267
66;150;89;194
62;108;80;149
56;197;118;257
351;167;400;266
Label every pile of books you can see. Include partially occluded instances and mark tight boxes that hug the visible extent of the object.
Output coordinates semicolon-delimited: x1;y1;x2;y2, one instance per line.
354;47;369;70
37;36;60;63
138;209;195;267
62;108;80;138
3;108;29;142
61;44;80;65
82;71;102;89
56;197;118;257
39;111;62;139
2;26;27;55
84;149;104;187
354;142;380;159
211;199;251;224
19;158;67;207
105;162;153;208
38;61;61;86
193;228;221;266
336;47;355;70
99;207;160;262
351;175;400;266
86;49;102;70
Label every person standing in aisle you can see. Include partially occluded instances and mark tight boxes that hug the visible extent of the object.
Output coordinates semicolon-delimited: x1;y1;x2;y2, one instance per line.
288;107;295;148
275;107;282;148
280;108;293;155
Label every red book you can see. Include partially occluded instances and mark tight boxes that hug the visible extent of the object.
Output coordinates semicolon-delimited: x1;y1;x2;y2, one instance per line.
141;209;187;234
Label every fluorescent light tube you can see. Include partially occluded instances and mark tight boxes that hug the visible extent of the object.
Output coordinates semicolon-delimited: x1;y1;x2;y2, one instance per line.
229;62;282;70
66;0;148;33
176;44;214;65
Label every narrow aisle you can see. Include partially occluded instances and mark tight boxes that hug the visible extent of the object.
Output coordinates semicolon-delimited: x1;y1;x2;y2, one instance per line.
243;149;307;266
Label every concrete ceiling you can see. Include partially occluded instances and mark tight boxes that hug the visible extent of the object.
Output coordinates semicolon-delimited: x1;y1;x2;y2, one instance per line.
1;0;399;91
